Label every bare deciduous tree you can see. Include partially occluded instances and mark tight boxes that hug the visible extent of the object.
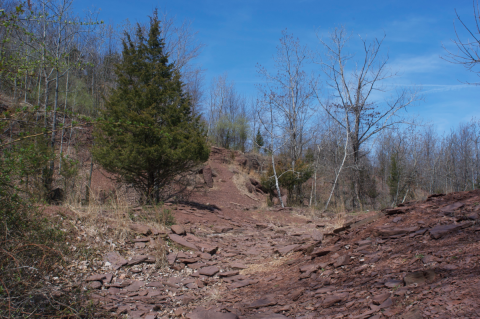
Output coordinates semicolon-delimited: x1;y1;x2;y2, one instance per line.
207;74;249;151
257;30;317;204
443;0;480;81
257;30;317;170
316;26;421;208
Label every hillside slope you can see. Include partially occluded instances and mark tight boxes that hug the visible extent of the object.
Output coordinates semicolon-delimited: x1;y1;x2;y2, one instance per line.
55;147;480;319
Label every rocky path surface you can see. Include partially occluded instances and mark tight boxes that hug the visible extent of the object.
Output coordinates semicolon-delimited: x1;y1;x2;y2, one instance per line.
83;200;322;318
76;148;480;318
82;189;480;319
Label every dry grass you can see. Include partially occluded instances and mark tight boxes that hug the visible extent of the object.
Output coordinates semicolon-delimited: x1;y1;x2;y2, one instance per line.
152;239;168;269
240;256;288;276
261;212;290;227
331;211;347;228
66;189;133;244
62;188;174;272
231;168;252;196
67;187;170;235
231;167;268;207
201;285;224;303
0;208;108;317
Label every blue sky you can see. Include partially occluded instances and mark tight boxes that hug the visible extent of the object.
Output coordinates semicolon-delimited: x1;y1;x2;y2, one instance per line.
77;0;480;133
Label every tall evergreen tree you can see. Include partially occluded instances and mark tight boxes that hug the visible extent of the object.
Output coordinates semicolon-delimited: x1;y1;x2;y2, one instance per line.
255;128;264;153
93;11;210;203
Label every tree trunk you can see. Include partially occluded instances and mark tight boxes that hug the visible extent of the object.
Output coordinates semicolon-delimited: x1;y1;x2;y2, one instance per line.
13;76;17;99
24;72;28;102
272;152;284;208
325;132;348;211
147;171;155;204
49;69;60;177
309;169;315;207
86;68;96;204
86;148;94;205
351;134;363;210
43;77;49;130
59;67;70;172
36;74;41;108
42;74;52;193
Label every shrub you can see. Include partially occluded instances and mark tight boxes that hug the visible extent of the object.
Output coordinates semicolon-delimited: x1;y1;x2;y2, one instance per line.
261;159;313;205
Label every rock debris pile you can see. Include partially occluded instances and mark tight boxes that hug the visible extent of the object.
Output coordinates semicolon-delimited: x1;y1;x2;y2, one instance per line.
81;190;480;318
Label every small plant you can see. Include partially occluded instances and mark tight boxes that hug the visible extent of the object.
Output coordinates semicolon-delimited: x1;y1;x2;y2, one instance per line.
128;211;136;221
152;238;168;268
155;206;175;226
415;254;424;259
59;154;79;196
267;196;273;207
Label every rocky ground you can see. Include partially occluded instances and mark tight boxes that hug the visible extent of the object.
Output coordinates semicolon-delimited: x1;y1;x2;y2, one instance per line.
64;147;480;318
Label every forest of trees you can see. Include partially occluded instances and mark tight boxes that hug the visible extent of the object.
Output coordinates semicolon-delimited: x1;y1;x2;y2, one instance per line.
1;0;480;214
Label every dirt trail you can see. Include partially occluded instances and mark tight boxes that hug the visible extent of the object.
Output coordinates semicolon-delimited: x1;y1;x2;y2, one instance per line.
77;148;480;318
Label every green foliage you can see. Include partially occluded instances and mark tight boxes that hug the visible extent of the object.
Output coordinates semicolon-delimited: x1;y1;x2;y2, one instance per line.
0;5;39;86
304;147;315;163
59;154;79;195
69;75;96;115
358;168;378;201
0;112;53;233
157;207;175;226
0;152;27;237
1;114;54;199
261;159;313;205
0;121;100;317
93;12;209;204
129;204;176;226
254;128;264;153
236;116;249;152
266;196;273;207
212;114;250;151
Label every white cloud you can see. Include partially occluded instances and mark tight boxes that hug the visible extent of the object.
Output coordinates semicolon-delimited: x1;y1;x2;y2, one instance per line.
421;84;476;94
389;54;443;74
